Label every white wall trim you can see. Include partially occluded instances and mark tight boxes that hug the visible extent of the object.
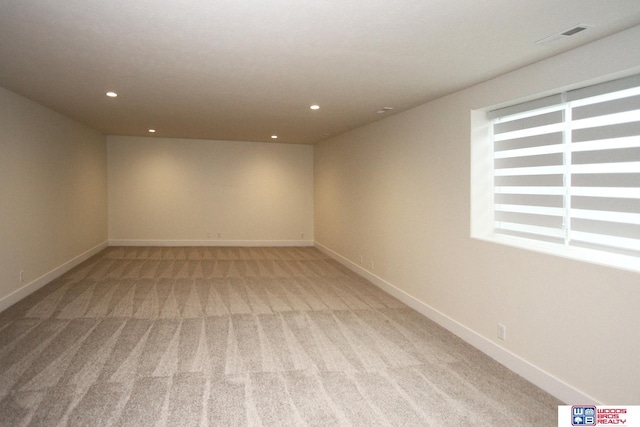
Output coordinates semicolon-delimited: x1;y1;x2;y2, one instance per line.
109;239;315;247
315;241;601;405
0;241;108;313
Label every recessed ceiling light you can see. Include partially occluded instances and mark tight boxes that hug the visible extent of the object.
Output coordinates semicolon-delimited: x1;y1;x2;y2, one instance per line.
310;105;320;110
376;106;394;114
271;135;278;139
148;129;156;133
106;91;118;97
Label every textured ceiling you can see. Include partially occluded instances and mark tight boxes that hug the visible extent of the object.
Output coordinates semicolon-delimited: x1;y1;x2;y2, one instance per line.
1;0;640;144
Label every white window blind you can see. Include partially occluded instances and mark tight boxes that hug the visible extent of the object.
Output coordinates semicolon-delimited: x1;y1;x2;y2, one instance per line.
489;74;640;262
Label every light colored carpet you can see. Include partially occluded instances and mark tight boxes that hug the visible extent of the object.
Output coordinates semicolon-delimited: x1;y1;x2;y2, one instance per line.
0;246;560;426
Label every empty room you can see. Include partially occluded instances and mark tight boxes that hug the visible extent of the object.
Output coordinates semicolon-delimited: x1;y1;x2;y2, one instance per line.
1;1;639;426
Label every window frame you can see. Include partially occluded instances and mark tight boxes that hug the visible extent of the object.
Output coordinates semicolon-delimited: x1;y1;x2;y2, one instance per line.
471;74;640;274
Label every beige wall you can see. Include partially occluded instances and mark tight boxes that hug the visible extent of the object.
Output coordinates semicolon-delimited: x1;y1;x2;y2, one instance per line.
315;26;640;404
0;87;108;310
108;136;314;245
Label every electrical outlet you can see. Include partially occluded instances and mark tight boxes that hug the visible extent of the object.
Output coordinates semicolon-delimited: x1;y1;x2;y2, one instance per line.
217;232;221;238
497;323;506;341
359;255;363;265
19;270;24;283
370;260;374;271
301;233;304;239
206;232;211;239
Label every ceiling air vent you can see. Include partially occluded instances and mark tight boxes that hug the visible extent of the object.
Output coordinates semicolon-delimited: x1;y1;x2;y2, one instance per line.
535;24;590;46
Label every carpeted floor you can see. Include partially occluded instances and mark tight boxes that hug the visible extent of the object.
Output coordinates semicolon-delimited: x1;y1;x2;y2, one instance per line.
0;246;560;426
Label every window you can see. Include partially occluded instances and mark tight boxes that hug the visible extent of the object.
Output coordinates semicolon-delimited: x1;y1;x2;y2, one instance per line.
472;74;640;272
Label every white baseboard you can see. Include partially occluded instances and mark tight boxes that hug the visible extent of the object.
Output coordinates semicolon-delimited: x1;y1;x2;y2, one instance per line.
108;239;315;247
0;241;108;313
314;241;600;405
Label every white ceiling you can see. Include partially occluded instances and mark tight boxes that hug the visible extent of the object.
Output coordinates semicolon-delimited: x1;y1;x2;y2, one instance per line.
1;0;640;144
